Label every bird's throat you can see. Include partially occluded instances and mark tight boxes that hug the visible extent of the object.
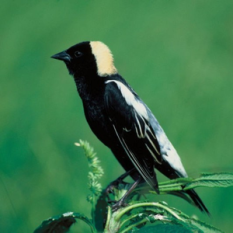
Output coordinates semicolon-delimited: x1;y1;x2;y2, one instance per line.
73;74;104;103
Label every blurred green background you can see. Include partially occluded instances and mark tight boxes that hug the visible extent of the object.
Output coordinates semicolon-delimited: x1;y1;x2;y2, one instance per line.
1;1;233;232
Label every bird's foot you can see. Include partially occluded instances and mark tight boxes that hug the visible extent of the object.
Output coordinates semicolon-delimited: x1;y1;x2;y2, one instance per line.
109;199;128;212
105;169;136;197
105;179;129;197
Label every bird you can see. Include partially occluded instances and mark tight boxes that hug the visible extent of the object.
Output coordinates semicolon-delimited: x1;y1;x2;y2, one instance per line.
51;41;209;214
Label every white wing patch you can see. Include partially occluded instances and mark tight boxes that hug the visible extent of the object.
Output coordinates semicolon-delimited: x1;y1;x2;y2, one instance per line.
105;80;149;120
163;145;187;177
90;41;117;77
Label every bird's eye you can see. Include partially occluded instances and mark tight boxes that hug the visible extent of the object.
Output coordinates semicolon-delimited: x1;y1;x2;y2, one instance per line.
74;51;82;58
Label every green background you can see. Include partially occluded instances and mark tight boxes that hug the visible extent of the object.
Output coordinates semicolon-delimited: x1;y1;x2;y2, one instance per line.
1;1;233;232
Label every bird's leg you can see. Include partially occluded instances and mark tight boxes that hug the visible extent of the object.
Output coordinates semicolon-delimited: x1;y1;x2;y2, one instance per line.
111;177;142;212
105;168;136;196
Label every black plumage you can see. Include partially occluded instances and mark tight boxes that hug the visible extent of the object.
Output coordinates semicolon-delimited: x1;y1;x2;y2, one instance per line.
51;41;209;214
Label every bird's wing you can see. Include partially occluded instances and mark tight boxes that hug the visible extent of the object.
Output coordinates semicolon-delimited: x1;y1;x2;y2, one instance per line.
104;80;163;191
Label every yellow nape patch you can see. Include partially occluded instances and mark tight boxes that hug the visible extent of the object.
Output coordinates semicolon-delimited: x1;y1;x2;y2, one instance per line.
90;41;117;77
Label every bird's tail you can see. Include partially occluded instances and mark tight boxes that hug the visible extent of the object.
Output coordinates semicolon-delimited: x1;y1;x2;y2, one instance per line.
186;189;210;215
156;167;210;214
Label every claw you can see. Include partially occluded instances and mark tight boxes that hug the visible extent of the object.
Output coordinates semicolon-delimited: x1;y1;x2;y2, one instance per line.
111;200;128;212
105;184;115;195
106;180;128;193
105;168;136;197
109;177;142;212
105;177;130;199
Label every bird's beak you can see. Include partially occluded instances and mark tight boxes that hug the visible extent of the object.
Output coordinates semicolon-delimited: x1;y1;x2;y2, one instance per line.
51;51;71;62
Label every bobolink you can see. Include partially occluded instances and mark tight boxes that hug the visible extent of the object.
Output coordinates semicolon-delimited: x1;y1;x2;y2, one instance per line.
52;41;209;214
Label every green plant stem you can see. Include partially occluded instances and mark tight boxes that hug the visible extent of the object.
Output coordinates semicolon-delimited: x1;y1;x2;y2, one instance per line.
72;214;97;233
104;206;112;232
115;202;184;222
158;177;193;186
134;182;183;194
91;194;95;229
121;218;148;233
119;213;142;229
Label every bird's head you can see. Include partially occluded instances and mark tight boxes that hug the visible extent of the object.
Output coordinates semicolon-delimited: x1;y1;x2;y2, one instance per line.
51;41;117;78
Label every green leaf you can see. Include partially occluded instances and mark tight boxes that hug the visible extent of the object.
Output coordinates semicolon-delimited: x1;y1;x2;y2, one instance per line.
187;218;223;233
135;224;191;233
184;173;233;190
34;212;96;233
115;201;223;233
167;206;223;233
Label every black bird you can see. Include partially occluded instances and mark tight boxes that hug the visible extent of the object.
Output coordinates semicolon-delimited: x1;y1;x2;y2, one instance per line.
51;41;209;214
